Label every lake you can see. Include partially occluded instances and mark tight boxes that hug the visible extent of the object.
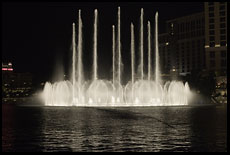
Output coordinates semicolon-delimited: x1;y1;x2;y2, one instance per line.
2;104;227;152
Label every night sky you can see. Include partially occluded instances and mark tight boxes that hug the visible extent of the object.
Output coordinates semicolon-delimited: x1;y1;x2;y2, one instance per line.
2;2;204;84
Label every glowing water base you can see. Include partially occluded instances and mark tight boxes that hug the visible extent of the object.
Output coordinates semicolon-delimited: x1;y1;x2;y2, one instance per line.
42;7;192;106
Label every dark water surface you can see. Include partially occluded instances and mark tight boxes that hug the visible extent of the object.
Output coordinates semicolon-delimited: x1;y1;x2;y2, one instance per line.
2;104;227;152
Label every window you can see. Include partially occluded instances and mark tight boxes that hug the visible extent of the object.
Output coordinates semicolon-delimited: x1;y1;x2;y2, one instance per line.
209;13;214;17
181;23;185;32
220;35;226;40
220;41;226;46
181;43;184;49
209;7;214;11
209;18;214;23
186;22;189;31
210;36;215;41
221;59;226;67
197;20;201;29
208;2;214;5
220;29;226;34
209;30;215;35
197;40;200;46
209;24;215;29
219;5;225;10
186;42;190;49
191;21;195;30
210;51;215;58
220;23;226;28
210;60;215;67
220;17;225;22
210;42;215;47
221;50;226;57
219;11;225;16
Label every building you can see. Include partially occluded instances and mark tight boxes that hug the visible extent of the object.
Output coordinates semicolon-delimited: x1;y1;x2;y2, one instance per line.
159;12;206;75
158;2;227;103
2;62;33;99
2;62;13;71
159;33;170;74
204;2;227;75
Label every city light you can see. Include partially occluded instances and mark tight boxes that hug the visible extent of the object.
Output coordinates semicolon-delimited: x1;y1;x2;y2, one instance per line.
2;68;13;71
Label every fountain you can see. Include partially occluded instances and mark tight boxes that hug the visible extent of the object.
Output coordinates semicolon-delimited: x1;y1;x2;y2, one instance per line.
139;8;144;80
147;21;151;81
42;7;192;106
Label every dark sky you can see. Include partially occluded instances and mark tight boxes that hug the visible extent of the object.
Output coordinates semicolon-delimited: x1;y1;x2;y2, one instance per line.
2;2;204;84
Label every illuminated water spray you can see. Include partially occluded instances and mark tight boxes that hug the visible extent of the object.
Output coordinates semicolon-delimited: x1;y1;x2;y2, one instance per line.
77;10;83;103
139;8;144;80
155;12;160;84
147;21;151;81
117;7;121;85
93;9;98;81
112;25;115;85
42;8;192;107
72;22;76;104
131;23;135;85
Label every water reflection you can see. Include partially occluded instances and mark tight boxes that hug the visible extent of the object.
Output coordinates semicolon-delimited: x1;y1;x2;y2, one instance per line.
2;105;227;152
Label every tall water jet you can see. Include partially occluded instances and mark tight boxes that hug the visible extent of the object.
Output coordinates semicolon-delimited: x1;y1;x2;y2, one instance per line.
77;10;83;103
93;9;98;81
117;7;121;84
131;23;135;100
131;23;135;85
155;12;160;84
139;8;144;80
112;25;116;85
115;6;124;103
147;21;151;81
72;23;76;104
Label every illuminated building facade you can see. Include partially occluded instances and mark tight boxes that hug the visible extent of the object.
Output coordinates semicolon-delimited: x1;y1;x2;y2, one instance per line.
159;12;205;75
204;2;227;75
2;62;33;99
